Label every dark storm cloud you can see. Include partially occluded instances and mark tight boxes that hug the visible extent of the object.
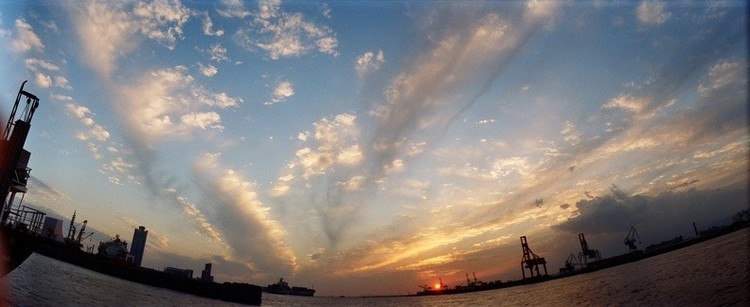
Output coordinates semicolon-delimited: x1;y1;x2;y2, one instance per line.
554;184;748;240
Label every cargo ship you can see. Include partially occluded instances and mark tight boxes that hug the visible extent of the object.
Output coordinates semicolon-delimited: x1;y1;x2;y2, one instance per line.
266;278;316;296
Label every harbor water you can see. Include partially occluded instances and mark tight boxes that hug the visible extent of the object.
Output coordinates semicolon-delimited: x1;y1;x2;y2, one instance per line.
3;228;748;306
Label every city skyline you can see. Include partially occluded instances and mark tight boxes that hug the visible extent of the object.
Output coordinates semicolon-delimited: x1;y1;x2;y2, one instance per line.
0;0;747;296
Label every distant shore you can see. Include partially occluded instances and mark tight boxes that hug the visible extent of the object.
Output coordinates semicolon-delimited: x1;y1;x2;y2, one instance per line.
411;221;749;297
32;241;262;305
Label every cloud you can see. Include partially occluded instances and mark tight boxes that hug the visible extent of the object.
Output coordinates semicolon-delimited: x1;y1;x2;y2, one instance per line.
132;0;191;50
637;0;671;25
278;113;362;182
180;112;223;130
355;50;385;77
193;153;297;279
268;7;555;250
10;19;44;52
235;0;338;59
208;43;229;62
71;1;192;76
560;120;582;146
554;185;747;241
198;63;218;77
554;185;648;234
698;59;744;97
109;65;240;196
270;112;361;207
217;0;252;18
161;188;228;252
370;11;533;181
100;156;138;185
25;58;59;71
65;102;112;159
25;175;71;204
35;72;52;88
70;2;134;76
200;12;224;36
265;80;294;105
117;65;239;140
54;76;72;89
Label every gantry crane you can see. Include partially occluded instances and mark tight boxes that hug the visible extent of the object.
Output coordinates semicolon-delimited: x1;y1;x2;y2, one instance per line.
624;226;641;252
520;236;548;279
578;233;601;267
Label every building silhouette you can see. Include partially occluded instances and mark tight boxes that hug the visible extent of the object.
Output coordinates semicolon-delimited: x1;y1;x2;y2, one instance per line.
201;263;213;282
130;226;148;267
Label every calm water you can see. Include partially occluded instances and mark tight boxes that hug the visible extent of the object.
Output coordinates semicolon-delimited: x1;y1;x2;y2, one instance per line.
3;229;748;306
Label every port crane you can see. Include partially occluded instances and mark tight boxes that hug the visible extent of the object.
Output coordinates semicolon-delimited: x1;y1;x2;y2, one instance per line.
520;236;548;279
65;211;91;248
577;233;601;266
624;226;640;252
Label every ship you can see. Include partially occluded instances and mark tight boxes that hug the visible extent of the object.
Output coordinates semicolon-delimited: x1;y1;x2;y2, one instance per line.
266;278;316;296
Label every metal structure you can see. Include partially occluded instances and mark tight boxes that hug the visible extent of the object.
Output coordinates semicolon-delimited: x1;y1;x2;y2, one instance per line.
624;226;640;252
67;210;78;240
577;233;601;267
520;236;548;279
559;253;579;273
0;81;41;225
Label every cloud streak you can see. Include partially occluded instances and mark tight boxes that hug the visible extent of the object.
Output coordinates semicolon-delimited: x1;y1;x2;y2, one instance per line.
193;153;297;280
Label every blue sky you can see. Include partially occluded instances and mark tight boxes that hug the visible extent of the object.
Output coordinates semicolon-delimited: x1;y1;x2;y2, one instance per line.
1;0;747;296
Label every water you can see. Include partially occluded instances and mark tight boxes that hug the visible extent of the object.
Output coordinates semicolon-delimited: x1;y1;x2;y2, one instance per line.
4;229;749;306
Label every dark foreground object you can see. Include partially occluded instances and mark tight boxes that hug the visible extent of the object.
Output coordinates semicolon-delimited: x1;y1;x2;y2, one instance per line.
7;235;262;305
1;225;41;274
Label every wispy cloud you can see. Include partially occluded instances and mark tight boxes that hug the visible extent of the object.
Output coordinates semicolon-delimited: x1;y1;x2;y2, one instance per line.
355;50;385;77
10;18;44;52
217;0;252;19
198;63;218;77
71;1;192;76
65;102;111;159
194;153;297;280
637;0;672;25
234;0;338;59
200;11;224;36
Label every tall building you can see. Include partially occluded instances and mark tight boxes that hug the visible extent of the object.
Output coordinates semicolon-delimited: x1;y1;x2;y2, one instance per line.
201;263;214;282
130;226;148;267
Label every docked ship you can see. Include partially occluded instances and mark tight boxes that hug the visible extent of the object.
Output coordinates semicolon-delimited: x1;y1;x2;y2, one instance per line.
266;278;316;296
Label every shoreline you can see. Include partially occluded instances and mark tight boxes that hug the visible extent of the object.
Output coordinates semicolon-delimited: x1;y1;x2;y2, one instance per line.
28;240;262;305
409;222;749;297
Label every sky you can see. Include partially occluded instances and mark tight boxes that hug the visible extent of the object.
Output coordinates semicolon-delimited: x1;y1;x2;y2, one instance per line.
0;0;747;297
